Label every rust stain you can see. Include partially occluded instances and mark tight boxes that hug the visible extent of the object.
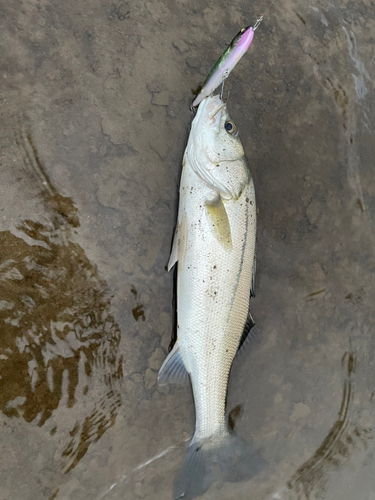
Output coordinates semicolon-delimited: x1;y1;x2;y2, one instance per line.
132;304;145;321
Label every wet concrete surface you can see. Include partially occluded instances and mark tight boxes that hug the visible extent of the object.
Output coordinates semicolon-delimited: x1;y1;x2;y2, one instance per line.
1;0;375;498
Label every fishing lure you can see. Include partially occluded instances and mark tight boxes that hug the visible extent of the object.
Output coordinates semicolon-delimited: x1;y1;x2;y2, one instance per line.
191;17;263;108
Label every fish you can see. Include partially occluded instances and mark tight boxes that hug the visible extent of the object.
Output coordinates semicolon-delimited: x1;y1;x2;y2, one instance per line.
192;26;254;108
159;95;265;499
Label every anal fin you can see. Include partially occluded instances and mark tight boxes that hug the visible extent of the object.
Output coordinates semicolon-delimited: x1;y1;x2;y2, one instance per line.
250;252;256;298
158;342;189;385
167;231;179;271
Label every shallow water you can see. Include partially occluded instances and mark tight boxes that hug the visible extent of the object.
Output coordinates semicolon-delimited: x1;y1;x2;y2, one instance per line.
1;0;375;499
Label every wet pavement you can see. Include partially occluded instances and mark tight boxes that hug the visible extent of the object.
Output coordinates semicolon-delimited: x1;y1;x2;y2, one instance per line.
1;0;375;499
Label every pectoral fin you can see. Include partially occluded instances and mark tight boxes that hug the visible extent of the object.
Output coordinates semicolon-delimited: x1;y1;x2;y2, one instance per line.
205;195;232;251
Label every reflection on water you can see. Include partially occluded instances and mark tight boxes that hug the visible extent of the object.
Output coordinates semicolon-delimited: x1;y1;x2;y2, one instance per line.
0;129;123;472
287;350;372;498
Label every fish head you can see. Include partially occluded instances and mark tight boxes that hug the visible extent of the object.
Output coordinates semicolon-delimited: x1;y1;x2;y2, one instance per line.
191;95;245;165
188;95;249;199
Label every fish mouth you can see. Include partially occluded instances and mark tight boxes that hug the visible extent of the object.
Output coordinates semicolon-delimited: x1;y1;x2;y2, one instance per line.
211;103;226;119
195;95;226;128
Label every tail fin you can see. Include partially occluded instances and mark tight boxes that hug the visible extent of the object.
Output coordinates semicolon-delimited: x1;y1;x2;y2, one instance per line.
173;433;266;500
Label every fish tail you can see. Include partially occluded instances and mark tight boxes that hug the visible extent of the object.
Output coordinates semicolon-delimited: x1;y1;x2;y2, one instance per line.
173;432;266;499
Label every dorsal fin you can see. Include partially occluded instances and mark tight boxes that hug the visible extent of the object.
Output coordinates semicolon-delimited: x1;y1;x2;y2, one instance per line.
237;311;259;355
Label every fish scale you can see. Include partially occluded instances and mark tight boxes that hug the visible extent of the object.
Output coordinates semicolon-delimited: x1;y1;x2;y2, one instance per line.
179;180;256;441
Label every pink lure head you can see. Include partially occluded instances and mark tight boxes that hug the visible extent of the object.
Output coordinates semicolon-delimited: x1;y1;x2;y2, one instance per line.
234;25;254;53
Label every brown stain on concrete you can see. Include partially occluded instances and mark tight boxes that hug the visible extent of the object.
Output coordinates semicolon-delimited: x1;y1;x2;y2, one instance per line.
0;128;123;472
132;303;145;321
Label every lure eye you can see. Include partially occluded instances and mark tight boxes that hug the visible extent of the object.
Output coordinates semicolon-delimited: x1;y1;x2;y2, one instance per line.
225;121;237;135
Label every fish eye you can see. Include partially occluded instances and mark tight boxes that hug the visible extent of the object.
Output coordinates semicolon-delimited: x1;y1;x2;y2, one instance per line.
224;121;237;135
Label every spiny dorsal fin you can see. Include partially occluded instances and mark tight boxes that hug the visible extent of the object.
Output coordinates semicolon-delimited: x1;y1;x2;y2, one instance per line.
237;311;259;356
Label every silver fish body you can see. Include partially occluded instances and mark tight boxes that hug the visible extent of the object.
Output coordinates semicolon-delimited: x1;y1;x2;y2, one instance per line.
159;95;264;499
